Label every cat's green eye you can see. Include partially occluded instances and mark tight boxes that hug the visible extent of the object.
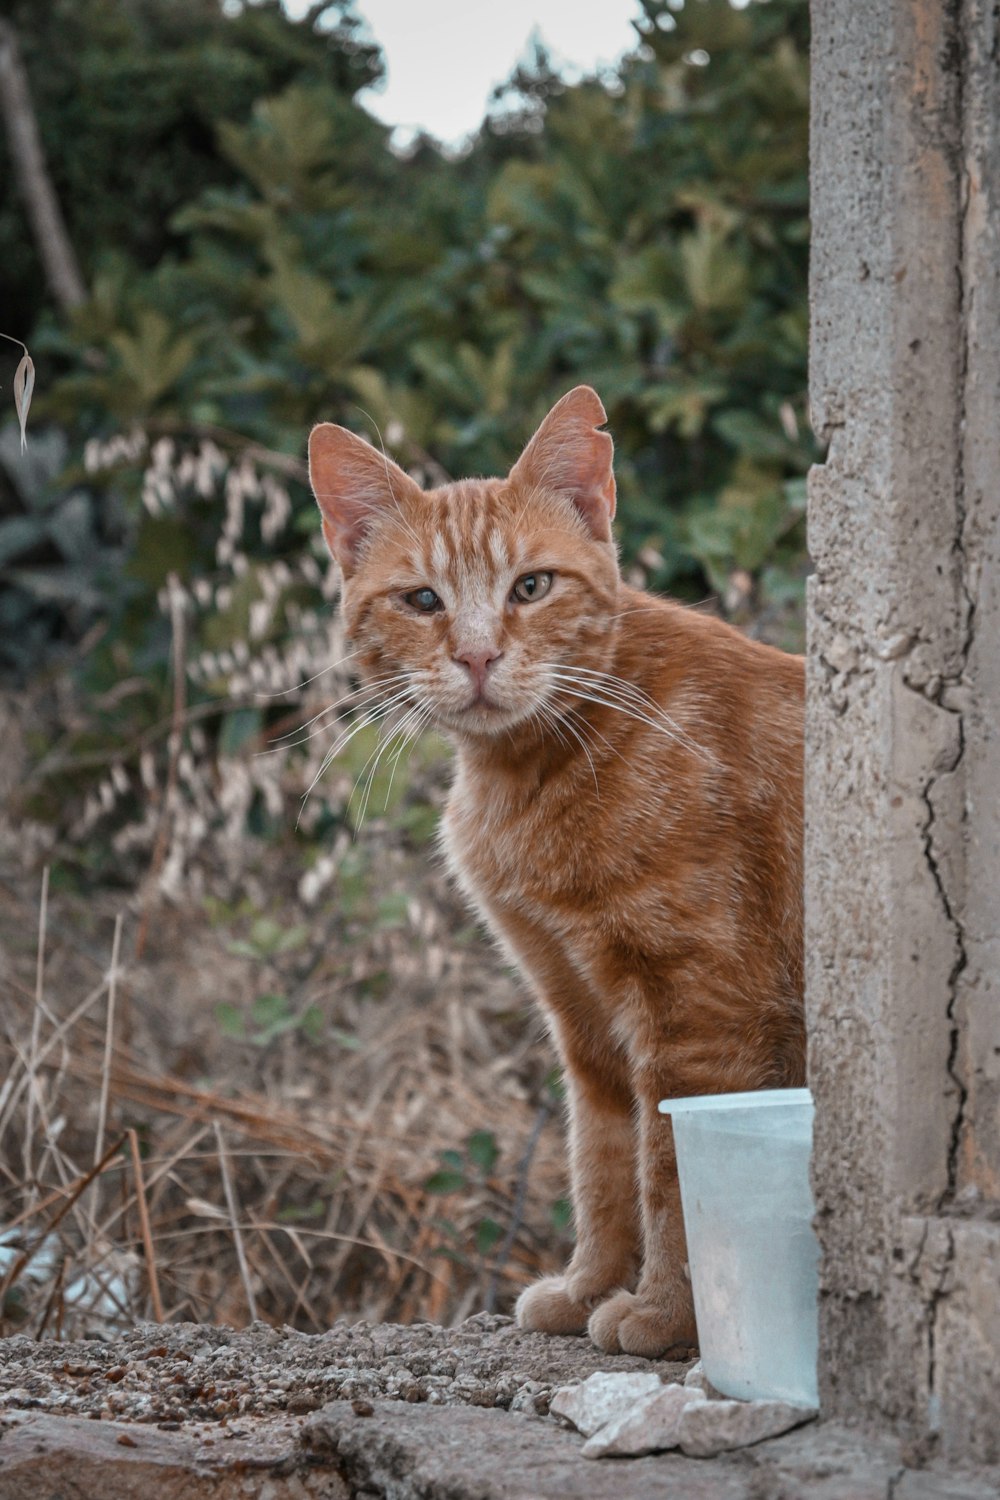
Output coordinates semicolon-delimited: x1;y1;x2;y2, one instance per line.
404;587;443;613
512;571;553;604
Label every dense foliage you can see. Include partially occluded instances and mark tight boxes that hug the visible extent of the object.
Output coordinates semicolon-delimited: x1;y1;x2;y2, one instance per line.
2;0;811;847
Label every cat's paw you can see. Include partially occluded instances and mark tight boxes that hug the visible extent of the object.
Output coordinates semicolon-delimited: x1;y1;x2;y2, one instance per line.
587;1288;697;1359
515;1275;604;1336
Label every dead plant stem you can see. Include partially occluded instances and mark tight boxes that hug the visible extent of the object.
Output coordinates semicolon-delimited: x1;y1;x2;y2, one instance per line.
23;865;49;1207
128;1127;164;1322
93;913;123;1178
135;576;186;963
213;1120;258;1322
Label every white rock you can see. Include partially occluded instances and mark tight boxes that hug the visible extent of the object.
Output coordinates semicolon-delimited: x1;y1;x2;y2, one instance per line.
677;1397;817;1457
549;1371;664;1437
581;1382;707;1458
681;1359;725;1399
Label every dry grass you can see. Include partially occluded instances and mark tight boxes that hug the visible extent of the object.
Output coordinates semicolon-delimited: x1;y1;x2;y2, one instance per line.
0;431;576;1341
0;425;579;1340
0;854;570;1341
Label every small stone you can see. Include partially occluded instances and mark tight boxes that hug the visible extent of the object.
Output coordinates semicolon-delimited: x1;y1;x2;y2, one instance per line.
874;631;915;662
549;1371;664;1437
824;633;859;673
509;1380;548;1415
286;1393;320;1414
682;1360;725;1399
677;1397;817;1457
581;1383;707;1458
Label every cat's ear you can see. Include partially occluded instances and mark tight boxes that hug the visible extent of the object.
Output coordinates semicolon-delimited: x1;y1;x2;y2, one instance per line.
308;423;420;573
508;386;616;543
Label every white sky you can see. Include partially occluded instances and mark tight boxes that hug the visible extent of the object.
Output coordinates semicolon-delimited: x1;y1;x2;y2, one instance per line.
284;1;645;146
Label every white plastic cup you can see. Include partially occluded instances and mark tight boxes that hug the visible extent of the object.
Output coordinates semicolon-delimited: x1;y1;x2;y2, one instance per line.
658;1088;819;1407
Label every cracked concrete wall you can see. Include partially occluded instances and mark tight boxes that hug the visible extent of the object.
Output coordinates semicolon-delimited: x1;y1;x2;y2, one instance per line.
807;0;1000;1464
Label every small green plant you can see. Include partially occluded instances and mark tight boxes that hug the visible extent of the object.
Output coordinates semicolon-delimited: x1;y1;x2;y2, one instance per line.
424;1130;499;1195
215;991;322;1048
226;918;309;960
423;1131;503;1268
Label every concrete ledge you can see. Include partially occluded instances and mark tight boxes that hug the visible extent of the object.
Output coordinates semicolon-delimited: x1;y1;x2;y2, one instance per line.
1;1318;999;1498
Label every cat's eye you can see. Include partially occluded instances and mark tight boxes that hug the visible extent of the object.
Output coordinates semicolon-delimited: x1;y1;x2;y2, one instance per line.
512;571;553;604
404;587;443;613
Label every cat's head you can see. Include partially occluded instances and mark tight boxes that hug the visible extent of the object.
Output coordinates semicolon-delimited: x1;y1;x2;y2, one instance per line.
308;386;620;740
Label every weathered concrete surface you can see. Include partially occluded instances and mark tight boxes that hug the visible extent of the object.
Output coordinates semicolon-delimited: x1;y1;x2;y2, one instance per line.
808;0;1000;1464
1;1319;998;1499
5;1399;999;1500
304;1402;996;1500
0;1409;348;1499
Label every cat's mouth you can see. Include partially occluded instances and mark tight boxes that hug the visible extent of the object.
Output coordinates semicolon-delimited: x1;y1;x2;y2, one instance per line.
435;692;527;736
466;689;502;712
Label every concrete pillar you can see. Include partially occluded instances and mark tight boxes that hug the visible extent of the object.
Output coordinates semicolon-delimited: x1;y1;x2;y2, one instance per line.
807;0;1000;1464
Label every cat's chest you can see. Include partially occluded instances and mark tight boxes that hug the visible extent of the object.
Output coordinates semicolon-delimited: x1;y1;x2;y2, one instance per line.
442;765;599;912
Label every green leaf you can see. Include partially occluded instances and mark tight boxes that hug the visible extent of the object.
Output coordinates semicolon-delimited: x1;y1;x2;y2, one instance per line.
424;1169;467;1195
544;1068;565;1103
252;992;291;1027
712;409;794;463
330;1027;363;1051
277;1198;325;1223
475;1217;503;1256
226;939;261;959
679;223;749;313
466;1130;499;1177
299;1005;324;1043
215;1002;245;1039
0;516;46;568
550;1197;573;1232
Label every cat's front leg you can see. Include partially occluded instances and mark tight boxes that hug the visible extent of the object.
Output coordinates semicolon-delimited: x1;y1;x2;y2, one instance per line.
587;1092;697;1358
516;1069;640;1335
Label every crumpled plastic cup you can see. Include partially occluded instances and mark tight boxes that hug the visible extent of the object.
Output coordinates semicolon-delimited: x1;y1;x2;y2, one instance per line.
658;1088;819;1407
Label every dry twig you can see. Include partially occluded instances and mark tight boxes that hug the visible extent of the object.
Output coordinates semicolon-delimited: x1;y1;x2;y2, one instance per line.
213;1120;259;1323
128;1127;164;1323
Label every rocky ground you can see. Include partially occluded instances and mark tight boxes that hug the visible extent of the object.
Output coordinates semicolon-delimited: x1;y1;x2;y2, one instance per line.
1;1315;998;1499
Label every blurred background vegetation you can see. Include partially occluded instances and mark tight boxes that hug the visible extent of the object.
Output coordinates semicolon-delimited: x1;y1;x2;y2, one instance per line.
0;0;811;1336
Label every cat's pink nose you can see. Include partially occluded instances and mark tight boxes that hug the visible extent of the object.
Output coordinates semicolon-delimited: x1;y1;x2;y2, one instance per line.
453;647;502;695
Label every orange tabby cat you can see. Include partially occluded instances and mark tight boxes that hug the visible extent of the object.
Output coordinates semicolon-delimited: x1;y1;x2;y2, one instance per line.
309;387;805;1357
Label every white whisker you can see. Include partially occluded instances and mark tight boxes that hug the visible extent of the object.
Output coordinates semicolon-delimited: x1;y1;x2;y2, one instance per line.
351;699;426;830
380;703;433;813
537;700;600;796
543;664;711;763
259;672;412;754
295;686;416;825
252;644;366;699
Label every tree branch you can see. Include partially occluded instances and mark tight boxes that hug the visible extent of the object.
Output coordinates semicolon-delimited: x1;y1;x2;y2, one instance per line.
0;19;87;314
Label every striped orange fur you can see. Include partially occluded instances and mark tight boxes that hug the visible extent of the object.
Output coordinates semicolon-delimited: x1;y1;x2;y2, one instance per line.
309;386;805;1357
